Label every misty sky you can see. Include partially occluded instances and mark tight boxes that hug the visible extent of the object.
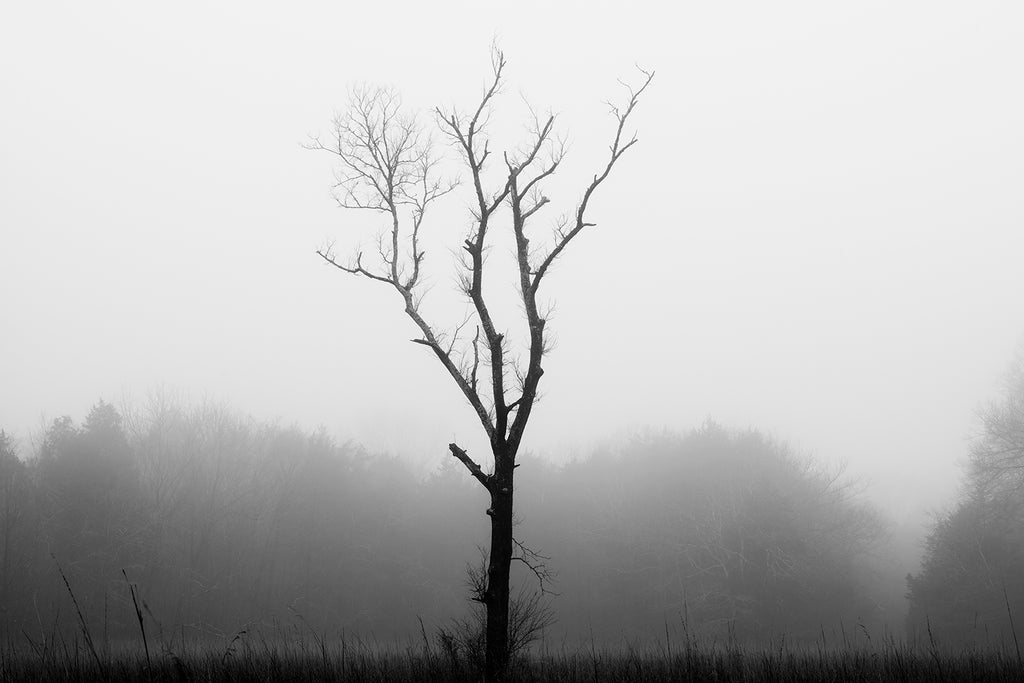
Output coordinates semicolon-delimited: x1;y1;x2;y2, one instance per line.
2;2;1022;522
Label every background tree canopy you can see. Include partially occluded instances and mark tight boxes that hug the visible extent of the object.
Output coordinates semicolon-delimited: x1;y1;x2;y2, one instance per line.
0;398;890;646
907;348;1024;646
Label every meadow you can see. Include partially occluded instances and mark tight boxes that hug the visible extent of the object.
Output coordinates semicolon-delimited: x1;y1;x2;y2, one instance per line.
3;625;1022;682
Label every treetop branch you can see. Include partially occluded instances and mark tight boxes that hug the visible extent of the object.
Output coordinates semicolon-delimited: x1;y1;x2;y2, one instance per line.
529;67;654;296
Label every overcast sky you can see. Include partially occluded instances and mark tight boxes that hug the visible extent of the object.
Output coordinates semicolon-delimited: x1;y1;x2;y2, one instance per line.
2;2;1022;522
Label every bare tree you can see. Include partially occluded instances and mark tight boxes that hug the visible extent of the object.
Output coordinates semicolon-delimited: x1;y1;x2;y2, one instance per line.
309;49;652;679
970;343;1024;498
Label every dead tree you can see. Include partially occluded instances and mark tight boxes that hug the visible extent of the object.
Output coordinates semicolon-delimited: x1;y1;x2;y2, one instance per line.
309;50;652;679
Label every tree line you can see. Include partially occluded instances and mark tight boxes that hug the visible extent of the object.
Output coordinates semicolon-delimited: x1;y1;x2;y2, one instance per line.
0;396;894;647
908;348;1024;646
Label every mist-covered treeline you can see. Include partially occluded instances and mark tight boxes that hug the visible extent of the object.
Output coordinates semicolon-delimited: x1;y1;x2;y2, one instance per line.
518;428;890;641
908;351;1024;645
0;398;892;646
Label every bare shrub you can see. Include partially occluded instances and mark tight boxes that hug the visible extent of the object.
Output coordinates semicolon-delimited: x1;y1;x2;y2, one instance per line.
437;551;555;674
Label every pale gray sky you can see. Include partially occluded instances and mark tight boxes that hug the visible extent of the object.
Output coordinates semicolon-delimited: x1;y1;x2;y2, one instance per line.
2;2;1023;522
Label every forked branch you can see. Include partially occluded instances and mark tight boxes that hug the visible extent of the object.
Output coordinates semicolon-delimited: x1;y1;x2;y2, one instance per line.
512;536;557;596
504;66;654;453
529;67;655;296
315;54;652;466
310;84;496;441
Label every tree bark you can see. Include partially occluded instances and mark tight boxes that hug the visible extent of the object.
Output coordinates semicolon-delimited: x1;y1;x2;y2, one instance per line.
484;450;514;680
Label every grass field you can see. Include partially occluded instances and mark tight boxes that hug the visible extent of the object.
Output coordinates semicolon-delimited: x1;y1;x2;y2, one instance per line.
3;633;1022;682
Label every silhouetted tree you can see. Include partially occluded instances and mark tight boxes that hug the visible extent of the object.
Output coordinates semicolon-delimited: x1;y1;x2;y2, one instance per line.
309;48;652;678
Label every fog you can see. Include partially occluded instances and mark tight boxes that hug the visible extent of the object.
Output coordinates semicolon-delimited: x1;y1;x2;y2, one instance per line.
2;2;1024;648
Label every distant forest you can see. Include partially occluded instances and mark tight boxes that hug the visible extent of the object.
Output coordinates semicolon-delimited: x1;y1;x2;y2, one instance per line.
907;350;1024;644
1;370;1022;648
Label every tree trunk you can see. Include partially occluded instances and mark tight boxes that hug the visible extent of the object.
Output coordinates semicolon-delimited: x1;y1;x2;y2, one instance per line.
484;453;514;681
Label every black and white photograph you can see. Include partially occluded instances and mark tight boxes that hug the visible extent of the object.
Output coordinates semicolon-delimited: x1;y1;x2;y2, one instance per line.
2;2;1023;680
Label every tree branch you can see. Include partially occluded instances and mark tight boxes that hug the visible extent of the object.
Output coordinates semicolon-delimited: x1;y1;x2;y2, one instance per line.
530;67;654;296
434;49;514;444
512;536;557;596
449;442;492;491
506;66;654;454
316;249;394;286
315;55;652;495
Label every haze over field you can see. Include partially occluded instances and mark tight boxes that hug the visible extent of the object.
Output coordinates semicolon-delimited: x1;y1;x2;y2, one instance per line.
3;0;1024;543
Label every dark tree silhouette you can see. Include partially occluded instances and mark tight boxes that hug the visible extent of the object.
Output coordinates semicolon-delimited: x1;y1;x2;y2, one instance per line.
309;48;652;678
